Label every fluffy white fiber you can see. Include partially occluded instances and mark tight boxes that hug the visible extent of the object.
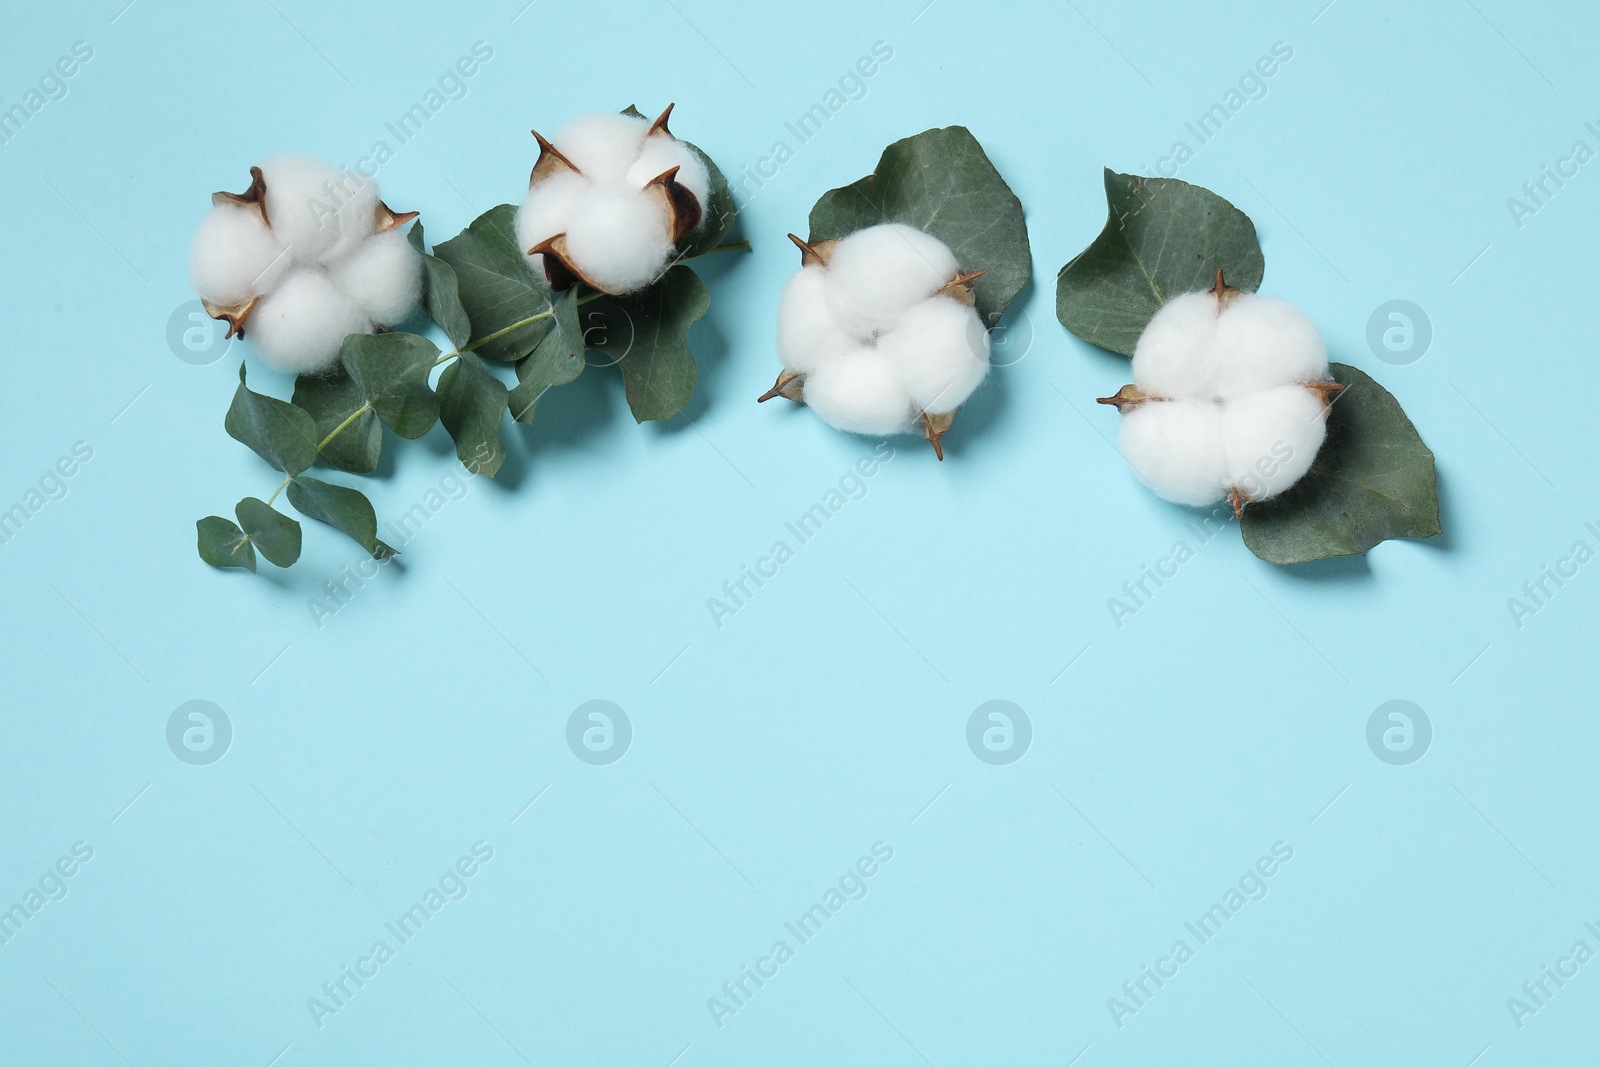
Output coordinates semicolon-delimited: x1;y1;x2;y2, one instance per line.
560;183;676;295
1119;400;1229;508
188;203;291;307
246;271;370;377
773;223;990;436
517;111;710;295
188;154;421;375
1116;287;1333;507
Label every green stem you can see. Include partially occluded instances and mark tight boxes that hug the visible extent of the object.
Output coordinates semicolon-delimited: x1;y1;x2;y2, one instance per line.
318;402;372;450
261;400;373;508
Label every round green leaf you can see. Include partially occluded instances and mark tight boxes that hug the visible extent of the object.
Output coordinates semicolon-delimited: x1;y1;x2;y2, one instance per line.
293;368;382;474
408;221;473;351
1241;364;1442;565
438;353;509;477
234;496;302;568
286;476;397;559
1056;170;1264;356
432;204;558;362
197;516;256;572
509;287;585;424
224;364;319;475
807;126;1031;326
585;265;707;423
340;332;441;439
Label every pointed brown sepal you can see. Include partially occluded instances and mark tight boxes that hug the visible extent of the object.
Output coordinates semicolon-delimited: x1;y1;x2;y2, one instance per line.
939;269;986;306
923;409;955;461
786;233;839;268
374;201;419;234
526;234;593;293
212;165;270;225
1209;267;1244;311
645;166;703;242
646;103;676;138
202;296;260;339
757;370;805;404
529;129;582;187
1095;383;1149;413
1228;486;1249;519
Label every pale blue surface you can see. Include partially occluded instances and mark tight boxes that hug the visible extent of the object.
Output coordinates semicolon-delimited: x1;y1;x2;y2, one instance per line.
1;0;1597;1063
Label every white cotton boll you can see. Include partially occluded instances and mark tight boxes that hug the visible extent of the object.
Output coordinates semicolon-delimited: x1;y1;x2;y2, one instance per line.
561;182;675;293
624;135;711;207
1221;385;1327;501
259;154;378;264
879;296;990;414
824;223;960;338
803;350;916;435
188;203;291;306
1131;291;1221;397
555;113;650;182
1215;293;1328;400
516;169;589;277
1117;399;1230;507
245;268;371;375
777;266;855;375
328;229;422;327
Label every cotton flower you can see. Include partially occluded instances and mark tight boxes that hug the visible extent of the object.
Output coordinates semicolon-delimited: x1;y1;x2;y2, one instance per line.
515;105;709;296
189;155;422;375
760;223;991;458
1100;272;1342;514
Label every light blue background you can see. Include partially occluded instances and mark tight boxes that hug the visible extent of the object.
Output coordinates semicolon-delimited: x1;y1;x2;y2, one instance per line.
1;0;1596;1063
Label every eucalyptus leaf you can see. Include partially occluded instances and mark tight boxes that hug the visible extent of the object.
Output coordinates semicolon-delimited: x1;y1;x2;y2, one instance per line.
408;221;473;350
224;364;319;475
438;353;509;477
432;204;557;362
339;332;440;439
196;515;255;572
286;476;396;559
807;126;1031;326
509;287;585;424
586;265;707;423
293;368;382;474
1241;364;1441;564
1056;170;1264;356
235;496;302;568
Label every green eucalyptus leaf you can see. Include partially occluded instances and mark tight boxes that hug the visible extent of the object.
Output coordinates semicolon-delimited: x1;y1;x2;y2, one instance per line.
224;364;319;475
438;353;509;477
408;221;473;350
509;287;585;424
339;332;441;439
585;265;707;423
432;204;557;362
1057;170;1264;356
1241;364;1441;565
807;126;1031;326
286;476;397;559
197;515;256;572
234;496;302;568
292;368;382;474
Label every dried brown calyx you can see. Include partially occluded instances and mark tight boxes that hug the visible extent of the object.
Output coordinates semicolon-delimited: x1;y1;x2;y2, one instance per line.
524;103;705;296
